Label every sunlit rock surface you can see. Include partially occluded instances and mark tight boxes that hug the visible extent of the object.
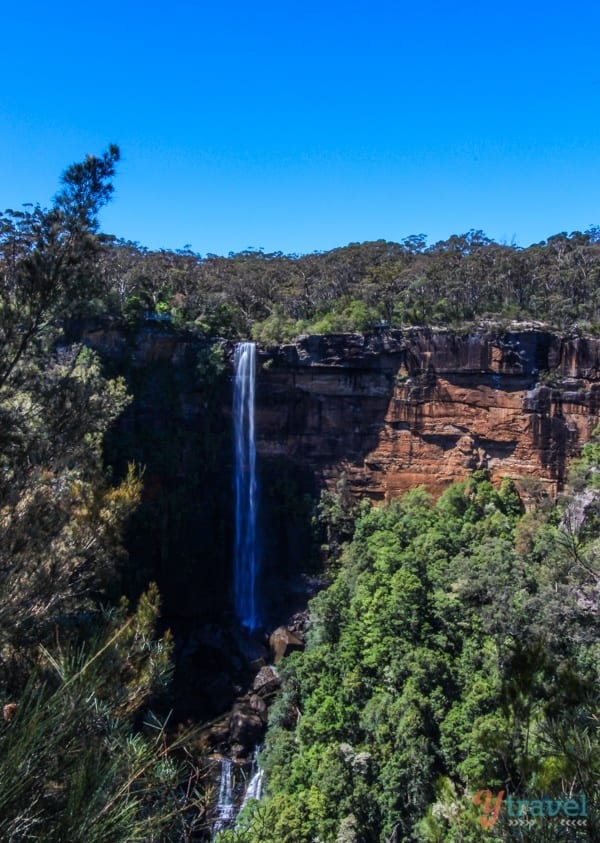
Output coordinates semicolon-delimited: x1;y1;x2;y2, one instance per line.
256;329;600;498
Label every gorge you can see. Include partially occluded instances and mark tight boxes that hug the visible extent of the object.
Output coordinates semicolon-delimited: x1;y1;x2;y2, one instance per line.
76;321;600;706
5;149;599;841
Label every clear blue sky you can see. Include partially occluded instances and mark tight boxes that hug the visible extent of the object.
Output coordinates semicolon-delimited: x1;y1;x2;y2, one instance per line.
2;1;599;255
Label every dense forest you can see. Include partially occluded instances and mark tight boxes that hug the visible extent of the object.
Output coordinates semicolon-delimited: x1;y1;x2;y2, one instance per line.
9;204;598;342
219;458;600;841
1;148;599;841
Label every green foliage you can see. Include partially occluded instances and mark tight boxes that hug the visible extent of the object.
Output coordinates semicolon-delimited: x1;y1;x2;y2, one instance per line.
254;472;600;841
251;307;304;344
0;588;202;843
72;227;600;338
303;298;382;335
0;145;120;356
196;341;227;387
0;345;140;663
123;293;149;327
0;150;206;840
316;473;366;566
0;151;143;671
569;422;600;491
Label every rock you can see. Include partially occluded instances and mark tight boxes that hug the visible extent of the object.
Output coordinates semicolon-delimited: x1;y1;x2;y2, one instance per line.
255;329;600;499
205;720;230;746
337;814;359;843
251;665;281;697
2;703;16;722
268;626;304;663
248;694;268;721
229;705;264;746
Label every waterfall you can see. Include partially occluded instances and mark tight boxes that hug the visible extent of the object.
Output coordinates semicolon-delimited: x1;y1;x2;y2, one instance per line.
240;754;264;812
233;341;261;631
213;758;235;833
213;750;264;836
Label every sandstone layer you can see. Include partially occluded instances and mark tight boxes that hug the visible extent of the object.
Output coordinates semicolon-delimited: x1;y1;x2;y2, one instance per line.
256;330;600;498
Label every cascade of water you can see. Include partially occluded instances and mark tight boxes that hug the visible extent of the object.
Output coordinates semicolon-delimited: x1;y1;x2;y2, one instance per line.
233;341;261;631
214;758;235;833
213;749;264;836
240;749;264;812
240;765;264;811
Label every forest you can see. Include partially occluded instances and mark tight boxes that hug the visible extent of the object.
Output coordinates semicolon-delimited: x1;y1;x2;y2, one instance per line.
9;191;598;342
220;461;600;841
0;148;598;842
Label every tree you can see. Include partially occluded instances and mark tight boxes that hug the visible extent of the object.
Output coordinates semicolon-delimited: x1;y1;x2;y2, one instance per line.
0;145;120;387
0;148;207;840
0;149;140;677
0;586;205;843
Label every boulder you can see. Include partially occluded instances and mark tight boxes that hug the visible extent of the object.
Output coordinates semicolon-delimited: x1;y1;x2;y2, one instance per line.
268;626;304;663
251;665;281;697
229;704;264;746
248;694;268;722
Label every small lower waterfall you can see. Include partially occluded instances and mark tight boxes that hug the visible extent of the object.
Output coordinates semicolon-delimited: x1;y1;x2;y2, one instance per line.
233;341;261;631
213;758;235;833
212;751;264;837
240;754;264;812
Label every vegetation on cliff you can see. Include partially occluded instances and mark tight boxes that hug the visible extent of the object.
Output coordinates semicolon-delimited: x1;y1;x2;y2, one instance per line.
221;458;600;842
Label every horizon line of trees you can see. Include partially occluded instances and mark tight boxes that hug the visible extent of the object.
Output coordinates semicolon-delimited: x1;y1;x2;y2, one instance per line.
79;226;600;341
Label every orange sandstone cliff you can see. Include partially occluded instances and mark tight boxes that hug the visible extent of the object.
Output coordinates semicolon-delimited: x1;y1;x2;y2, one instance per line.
255;329;600;498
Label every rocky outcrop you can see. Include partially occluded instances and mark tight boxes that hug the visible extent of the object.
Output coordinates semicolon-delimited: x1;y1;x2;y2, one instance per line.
255;329;600;498
251;665;281;697
268;626;304;663
229;703;265;747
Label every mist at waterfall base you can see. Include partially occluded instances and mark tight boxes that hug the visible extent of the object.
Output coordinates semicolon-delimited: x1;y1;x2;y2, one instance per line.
233;342;262;632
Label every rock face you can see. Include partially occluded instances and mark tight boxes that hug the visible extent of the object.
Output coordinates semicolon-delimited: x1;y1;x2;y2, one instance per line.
76;323;600;631
72;323;600;726
255;330;600;498
71;322;236;623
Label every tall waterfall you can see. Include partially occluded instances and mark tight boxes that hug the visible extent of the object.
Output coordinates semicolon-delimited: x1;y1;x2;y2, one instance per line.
233;342;261;631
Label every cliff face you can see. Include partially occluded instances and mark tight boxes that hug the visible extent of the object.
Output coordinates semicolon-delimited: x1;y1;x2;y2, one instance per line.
255;330;600;498
75;324;600;723
78;324;235;622
78;324;600;624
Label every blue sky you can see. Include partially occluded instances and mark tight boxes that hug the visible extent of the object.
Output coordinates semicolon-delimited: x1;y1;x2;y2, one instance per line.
2;1;599;255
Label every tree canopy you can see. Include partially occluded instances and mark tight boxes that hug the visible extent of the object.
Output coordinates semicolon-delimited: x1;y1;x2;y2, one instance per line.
226;465;600;842
81;227;600;340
